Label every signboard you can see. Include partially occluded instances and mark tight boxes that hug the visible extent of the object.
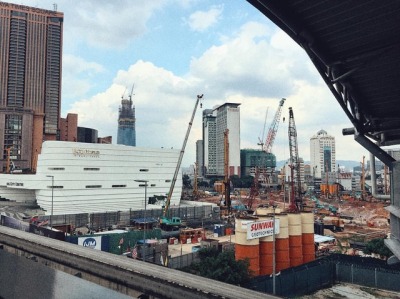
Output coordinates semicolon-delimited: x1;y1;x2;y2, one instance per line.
78;236;102;250
247;219;280;240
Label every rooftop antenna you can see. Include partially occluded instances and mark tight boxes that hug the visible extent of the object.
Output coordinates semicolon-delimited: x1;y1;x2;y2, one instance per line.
53;3;57;11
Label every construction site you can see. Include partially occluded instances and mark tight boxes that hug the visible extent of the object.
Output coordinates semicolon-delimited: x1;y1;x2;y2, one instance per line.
0;95;397;299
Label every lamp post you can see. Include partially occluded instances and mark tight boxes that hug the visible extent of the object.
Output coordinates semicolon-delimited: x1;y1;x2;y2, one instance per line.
135;179;148;262
272;203;277;295
46;175;54;229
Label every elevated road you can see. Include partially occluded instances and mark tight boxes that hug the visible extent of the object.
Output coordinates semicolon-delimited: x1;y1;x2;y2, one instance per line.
0;226;276;299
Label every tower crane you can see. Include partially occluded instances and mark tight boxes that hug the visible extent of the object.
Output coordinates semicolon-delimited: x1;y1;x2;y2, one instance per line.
264;98;286;154
288;107;302;212
263;98;286;187
257;108;269;150
128;84;135;105
160;94;203;229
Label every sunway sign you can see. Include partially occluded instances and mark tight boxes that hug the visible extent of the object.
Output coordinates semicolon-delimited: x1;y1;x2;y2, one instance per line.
246;219;280;240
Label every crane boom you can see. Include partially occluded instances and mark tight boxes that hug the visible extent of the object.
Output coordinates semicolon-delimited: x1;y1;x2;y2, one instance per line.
264;98;286;153
288;107;302;212
163;94;203;216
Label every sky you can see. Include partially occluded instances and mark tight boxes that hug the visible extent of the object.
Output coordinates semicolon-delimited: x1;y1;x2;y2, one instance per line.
11;0;371;168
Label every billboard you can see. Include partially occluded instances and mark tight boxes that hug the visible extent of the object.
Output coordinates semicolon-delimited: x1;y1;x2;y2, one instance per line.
246;219;280;240
78;236;102;250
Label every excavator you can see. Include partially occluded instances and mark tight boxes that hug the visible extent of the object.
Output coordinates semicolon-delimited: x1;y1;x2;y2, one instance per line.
159;94;203;230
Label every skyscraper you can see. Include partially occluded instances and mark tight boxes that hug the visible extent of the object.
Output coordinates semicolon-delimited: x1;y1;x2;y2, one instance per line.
117;89;136;146
202;103;241;177
0;2;63;172
310;130;336;179
202;109;216;176
195;140;204;176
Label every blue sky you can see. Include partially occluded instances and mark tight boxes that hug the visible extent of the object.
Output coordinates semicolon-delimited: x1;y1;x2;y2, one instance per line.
11;0;370;168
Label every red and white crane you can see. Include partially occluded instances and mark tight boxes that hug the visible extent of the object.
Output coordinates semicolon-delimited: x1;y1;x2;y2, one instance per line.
263;98;286;153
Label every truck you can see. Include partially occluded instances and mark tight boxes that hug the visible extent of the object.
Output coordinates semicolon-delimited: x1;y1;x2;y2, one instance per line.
159;216;182;231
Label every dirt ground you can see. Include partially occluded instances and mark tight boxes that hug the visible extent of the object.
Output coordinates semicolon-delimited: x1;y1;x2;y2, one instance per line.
300;283;400;299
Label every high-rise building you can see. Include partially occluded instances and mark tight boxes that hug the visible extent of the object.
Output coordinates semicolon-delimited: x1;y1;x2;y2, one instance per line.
195;140;204;176
310;130;336;179
0;2;63;172
202;109;216;176
202;103;240;177
59;113;78;142
117;92;136;146
240;149;276;177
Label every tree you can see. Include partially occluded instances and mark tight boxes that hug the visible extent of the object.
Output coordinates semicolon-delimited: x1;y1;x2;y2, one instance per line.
198;181;209;188
363;238;393;258
230;175;242;188
184;248;251;285
182;174;191;189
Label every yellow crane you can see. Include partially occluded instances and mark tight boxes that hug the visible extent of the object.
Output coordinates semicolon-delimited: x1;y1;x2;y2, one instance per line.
160;94;203;230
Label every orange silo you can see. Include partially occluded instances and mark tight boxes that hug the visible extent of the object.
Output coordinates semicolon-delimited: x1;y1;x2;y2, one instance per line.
235;217;260;276
301;212;315;263
288;213;303;267
275;213;290;271
259;233;274;275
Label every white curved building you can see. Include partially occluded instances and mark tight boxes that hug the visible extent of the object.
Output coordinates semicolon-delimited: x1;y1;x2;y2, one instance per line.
0;141;182;215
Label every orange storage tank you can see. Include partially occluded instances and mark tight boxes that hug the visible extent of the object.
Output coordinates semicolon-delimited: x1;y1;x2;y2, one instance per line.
259;234;273;275
301;212;315;263
275;214;290;271
288;213;303;267
235;218;260;276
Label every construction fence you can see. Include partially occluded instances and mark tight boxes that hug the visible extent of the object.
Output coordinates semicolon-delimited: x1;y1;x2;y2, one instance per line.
167;252;200;269
245;254;400;297
37;204;218;230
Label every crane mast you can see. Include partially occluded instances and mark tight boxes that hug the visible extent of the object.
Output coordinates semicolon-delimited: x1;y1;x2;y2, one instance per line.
163;94;203;217
264;98;286;153
193;162;198;199
288;107;302;212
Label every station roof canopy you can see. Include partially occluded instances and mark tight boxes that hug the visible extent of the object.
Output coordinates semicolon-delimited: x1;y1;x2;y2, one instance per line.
248;1;400;151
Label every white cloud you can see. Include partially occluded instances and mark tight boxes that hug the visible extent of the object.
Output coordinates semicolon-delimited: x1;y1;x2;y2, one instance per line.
68;18;369;165
63;0;167;49
186;5;223;32
63;54;105;75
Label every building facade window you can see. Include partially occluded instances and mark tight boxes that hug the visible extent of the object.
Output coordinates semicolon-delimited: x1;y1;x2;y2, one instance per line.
3;115;22;160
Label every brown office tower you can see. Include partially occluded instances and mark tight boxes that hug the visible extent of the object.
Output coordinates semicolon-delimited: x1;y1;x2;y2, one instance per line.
0;2;63;172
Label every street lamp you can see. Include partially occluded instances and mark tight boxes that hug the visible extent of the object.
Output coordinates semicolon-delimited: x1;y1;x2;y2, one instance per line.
135;179;148;262
271;203;277;295
46;175;54;229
